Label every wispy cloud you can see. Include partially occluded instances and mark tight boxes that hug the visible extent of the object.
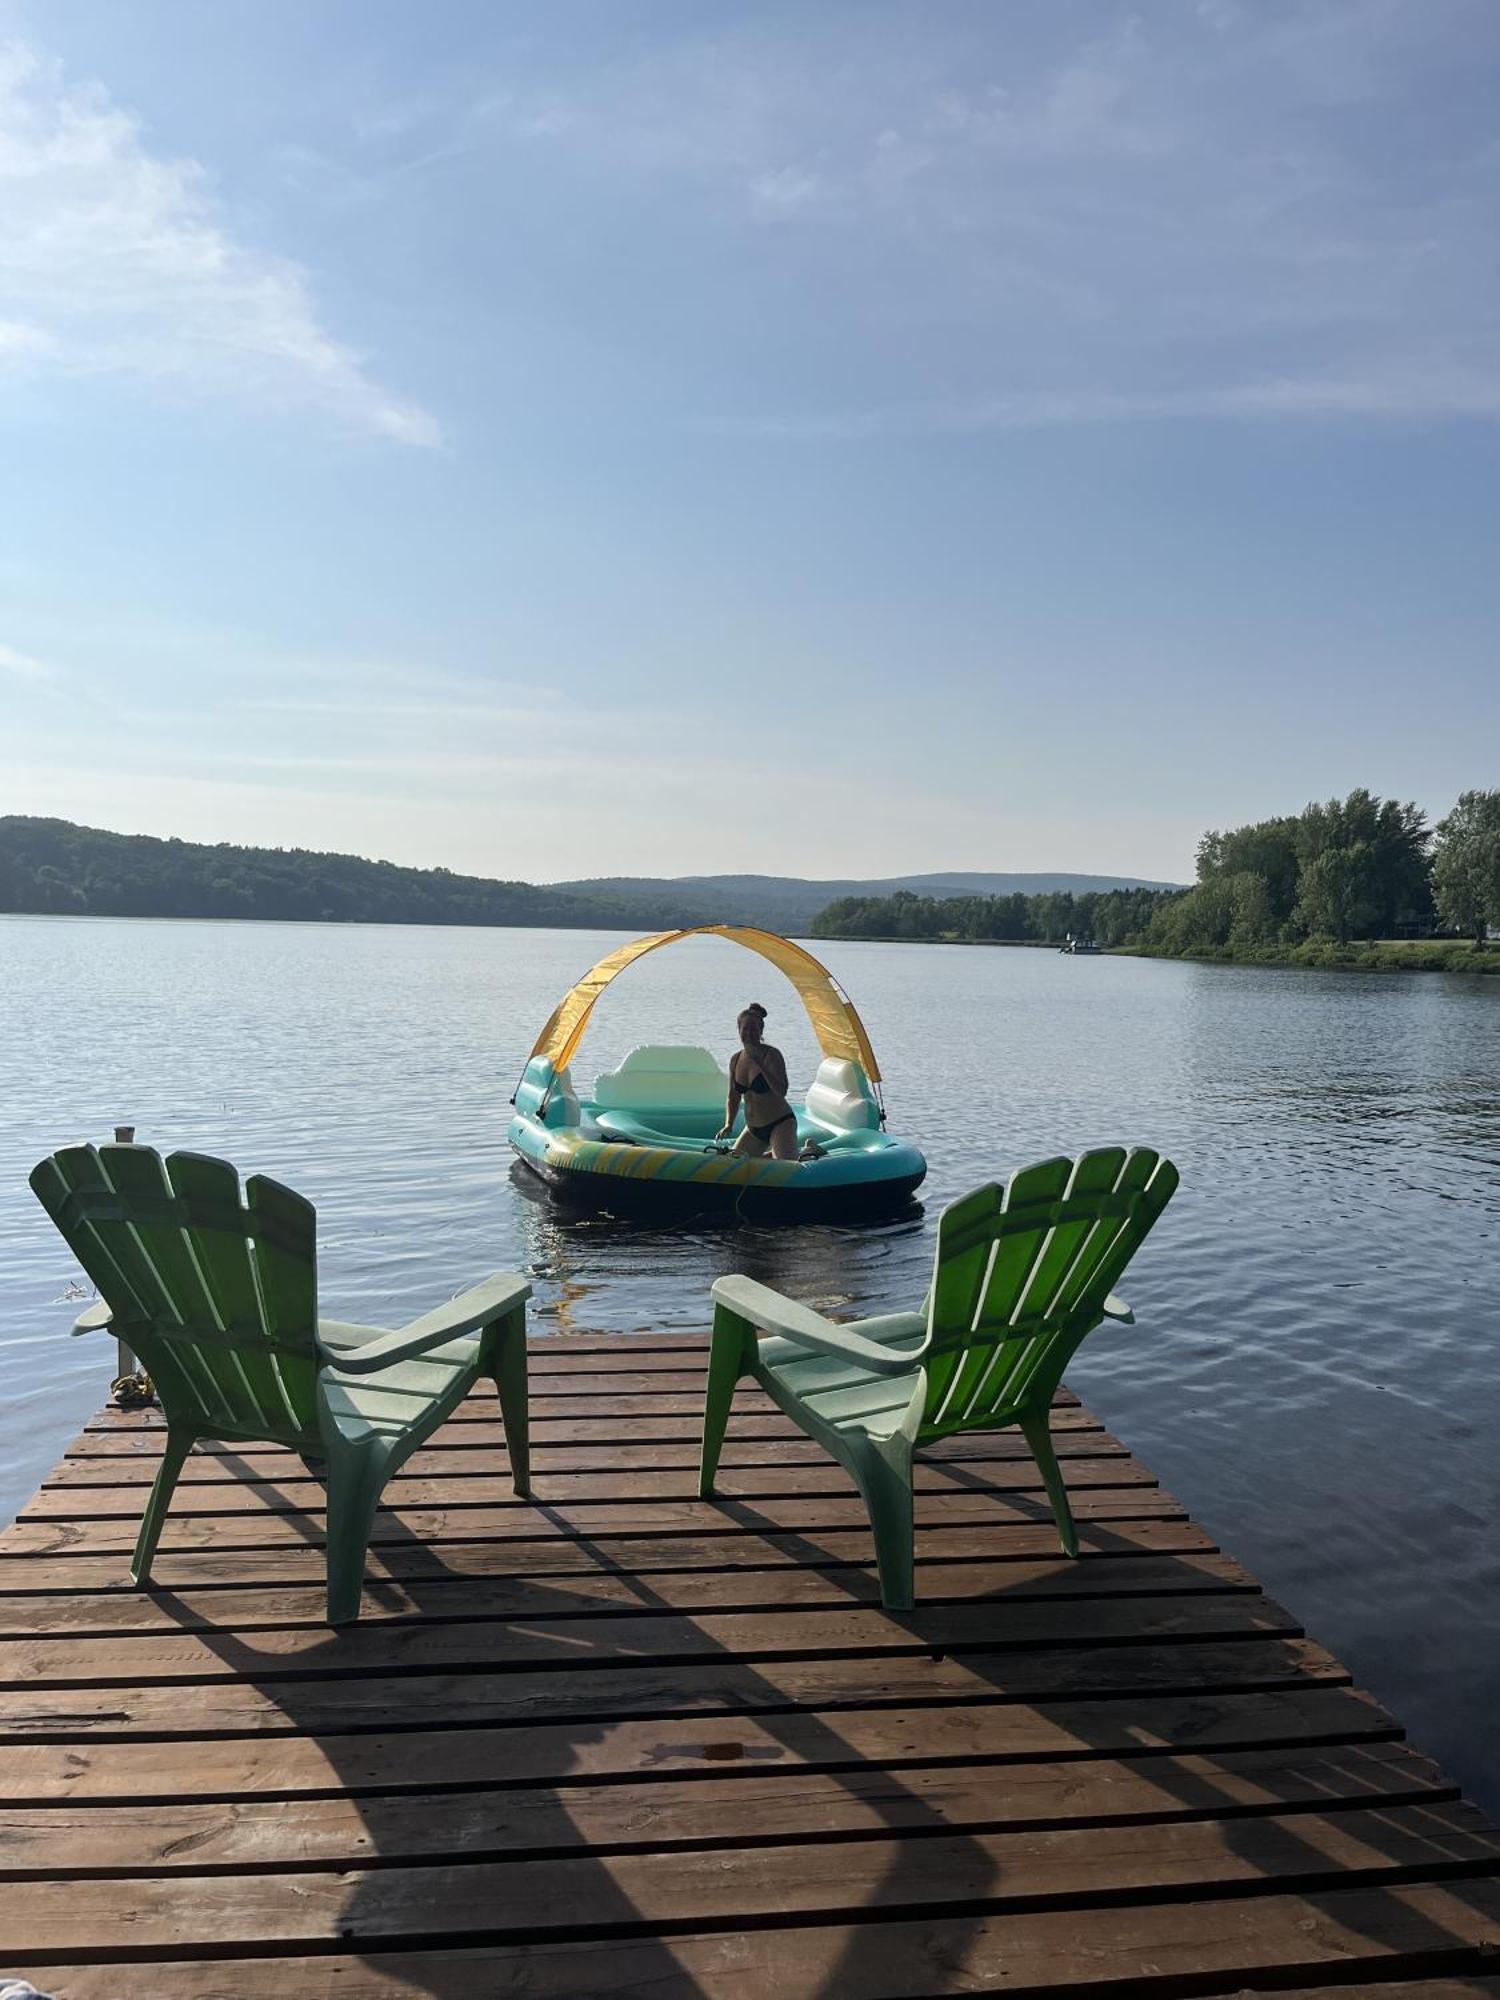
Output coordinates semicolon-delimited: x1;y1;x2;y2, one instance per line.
0;640;54;679
0;40;439;445
475;2;1500;434
720;368;1500;439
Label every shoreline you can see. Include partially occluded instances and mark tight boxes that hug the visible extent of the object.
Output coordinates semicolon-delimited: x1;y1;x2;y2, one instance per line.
815;932;1500;974
1120;939;1500;976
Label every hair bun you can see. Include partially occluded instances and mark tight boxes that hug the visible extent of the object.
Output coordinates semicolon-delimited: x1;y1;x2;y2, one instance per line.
747;1001;767;1016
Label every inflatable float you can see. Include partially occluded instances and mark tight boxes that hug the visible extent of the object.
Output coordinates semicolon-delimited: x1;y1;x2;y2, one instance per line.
508;925;927;1221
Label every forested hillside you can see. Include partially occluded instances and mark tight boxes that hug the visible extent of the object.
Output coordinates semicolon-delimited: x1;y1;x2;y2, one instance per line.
0;819;708;929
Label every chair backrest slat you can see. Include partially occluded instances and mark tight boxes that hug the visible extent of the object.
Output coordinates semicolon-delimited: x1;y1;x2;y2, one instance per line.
919;1147;1177;1442
29;1143;321;1445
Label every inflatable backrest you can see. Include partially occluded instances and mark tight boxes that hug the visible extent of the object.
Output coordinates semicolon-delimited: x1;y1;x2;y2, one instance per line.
804;1056;881;1133
513;1056;581;1128
592;1045;731;1115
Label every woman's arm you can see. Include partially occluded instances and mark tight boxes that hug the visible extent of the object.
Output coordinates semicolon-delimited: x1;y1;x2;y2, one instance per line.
762;1044;790;1097
719;1055;743;1139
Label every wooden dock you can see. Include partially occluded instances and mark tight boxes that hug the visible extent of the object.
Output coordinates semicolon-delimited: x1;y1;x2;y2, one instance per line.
2;1330;1499;1998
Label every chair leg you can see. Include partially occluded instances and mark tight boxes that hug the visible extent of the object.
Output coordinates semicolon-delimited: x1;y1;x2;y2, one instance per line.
132;1427;195;1585
492;1310;530;1498
1020;1408;1078;1558
699;1305;751;1497
324;1441;389;1625
849;1442;916;1612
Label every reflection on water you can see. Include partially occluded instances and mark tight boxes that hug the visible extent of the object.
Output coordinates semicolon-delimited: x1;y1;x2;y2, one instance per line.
1;915;1497;1809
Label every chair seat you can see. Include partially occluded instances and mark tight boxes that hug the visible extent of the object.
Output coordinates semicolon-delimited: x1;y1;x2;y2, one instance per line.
316;1319;486;1444
756;1330;926;1438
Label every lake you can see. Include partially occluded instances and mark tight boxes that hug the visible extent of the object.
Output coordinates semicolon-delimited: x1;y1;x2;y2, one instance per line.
2;914;1497;1810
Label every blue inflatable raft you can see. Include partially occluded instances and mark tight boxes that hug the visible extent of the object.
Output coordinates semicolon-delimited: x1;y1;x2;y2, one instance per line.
508;925;927;1221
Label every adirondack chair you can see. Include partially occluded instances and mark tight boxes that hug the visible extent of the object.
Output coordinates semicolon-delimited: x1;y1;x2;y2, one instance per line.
30;1143;531;1624
700;1147;1178;1610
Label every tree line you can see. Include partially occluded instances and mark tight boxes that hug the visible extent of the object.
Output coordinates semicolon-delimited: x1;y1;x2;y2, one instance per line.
1143;788;1499;955
810;789;1500;958
0;818;714;931
811;884;1178;947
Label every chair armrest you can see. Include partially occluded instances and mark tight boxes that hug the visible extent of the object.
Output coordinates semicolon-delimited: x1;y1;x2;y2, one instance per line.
712;1275;927;1376
319;1274;531;1374
1101;1293;1133;1324
71;1300;114;1337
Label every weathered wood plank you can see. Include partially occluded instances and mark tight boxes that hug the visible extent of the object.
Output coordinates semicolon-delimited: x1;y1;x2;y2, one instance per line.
0;1592;1300;1689
0;1485;1188;1558
46;1430;1125;1482
7;1803;1498;1957
0;1516;1220;1597
80;1380;1086;1427
18;1456;1157;1519
0;1636;1348;1740
35;1888;1500;1999
64;1405;1108;1453
0;1552;1256;1637
0;1742;1455;1877
4;1683;1403;1803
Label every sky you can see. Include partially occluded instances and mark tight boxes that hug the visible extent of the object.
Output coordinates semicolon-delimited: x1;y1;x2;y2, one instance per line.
1;0;1497;886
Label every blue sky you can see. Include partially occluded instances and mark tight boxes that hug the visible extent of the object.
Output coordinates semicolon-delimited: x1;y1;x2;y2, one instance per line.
1;0;1497;884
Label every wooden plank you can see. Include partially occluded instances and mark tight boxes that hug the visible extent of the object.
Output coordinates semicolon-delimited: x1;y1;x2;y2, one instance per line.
0;1636;1349;1739
0;1552;1257;1637
530;1334;710;1352
0;1517;1221;1596
0;1485;1189;1558
80;1380;1087;1425
82;1387;1082;1425
34;1887;1500;1998
0;1592;1301;1689
0;1741;1453;1876
46;1429;1127;1482
3;1683;1403;1803
18;1456;1159;1518
6;1803;1499;1957
64;1406;1108;1455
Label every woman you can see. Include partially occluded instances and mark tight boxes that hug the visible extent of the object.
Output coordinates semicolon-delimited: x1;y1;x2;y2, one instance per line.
718;1002;800;1160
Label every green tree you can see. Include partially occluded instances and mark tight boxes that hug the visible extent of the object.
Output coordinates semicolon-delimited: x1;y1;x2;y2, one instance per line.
1432;790;1500;945
1197;817;1300;930
1295;845;1379;943
1292;791;1428;942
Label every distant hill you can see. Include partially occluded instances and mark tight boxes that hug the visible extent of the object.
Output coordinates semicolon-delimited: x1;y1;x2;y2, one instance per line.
549;870;1183;933
0;818;711;930
0;818;1181;936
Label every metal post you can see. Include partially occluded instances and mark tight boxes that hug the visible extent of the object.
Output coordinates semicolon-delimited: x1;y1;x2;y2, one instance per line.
111;1123;138;1386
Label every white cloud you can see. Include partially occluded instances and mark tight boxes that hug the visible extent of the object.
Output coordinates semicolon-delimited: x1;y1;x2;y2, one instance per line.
0;40;439;445
479;3;1500;433
0;640;54;678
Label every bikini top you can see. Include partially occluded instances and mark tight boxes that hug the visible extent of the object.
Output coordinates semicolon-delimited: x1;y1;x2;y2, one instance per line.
735;1054;773;1094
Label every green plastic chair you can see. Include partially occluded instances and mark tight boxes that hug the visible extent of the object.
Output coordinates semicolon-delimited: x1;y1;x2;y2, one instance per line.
30;1143;532;1624
700;1146;1179;1610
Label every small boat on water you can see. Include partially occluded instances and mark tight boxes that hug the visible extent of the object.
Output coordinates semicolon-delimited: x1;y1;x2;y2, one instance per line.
509;925;927;1221
1059;935;1103;954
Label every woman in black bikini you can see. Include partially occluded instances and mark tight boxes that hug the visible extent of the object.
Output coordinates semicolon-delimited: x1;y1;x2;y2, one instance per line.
718;1002;800;1160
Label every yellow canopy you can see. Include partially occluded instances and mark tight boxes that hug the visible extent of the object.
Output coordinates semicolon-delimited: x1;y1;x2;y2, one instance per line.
530;925;882;1083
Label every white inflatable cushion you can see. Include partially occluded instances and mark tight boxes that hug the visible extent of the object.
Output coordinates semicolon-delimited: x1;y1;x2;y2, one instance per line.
593;1045;731;1114
804;1056;880;1132
548;1063;581;1124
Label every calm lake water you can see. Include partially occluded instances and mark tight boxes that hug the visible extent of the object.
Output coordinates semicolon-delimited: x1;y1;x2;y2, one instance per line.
2;915;1497;1808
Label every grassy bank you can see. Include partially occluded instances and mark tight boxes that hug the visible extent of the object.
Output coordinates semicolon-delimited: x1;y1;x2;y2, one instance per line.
811;934;1059;949
1122;938;1500;975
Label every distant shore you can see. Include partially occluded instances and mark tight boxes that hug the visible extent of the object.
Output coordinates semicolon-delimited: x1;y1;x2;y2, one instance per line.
820;931;1500;974
1121;938;1500;975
